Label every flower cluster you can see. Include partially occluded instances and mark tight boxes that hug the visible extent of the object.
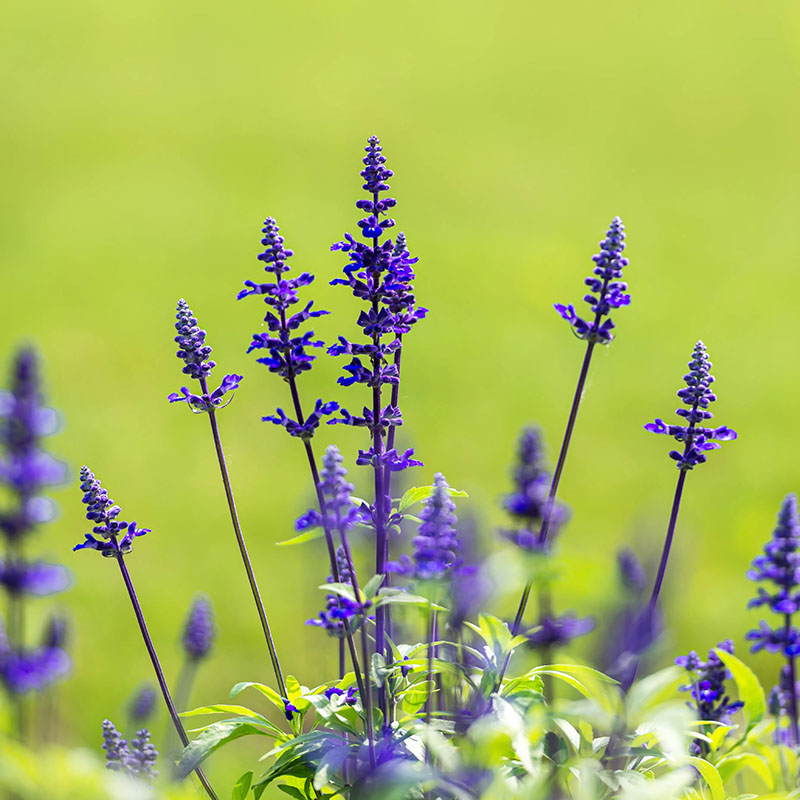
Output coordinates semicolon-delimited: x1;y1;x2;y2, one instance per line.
0;348;70;696
182;594;216;662
522;613;595;649
328;135;426;445
168;299;242;412
391;473;461;581
128;685;157;724
746;494;800;655
239;217;334;439
102;719;158;780
644;341;737;470
554;217;630;344
500;427;567;551
73;467;149;558
676;640;743;753
307;546;371;637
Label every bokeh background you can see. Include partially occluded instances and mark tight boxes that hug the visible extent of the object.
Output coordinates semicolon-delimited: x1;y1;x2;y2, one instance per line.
3;0;800;790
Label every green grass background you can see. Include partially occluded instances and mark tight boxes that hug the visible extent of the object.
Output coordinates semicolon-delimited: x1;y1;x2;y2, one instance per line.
2;0;800;790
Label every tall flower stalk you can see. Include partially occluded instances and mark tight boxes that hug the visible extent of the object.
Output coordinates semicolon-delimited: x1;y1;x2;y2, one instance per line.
239;220;378;762
0;347;70;734
328;136;425;717
168;299;286;698
505;218;631;653
74;467;219;800
746;493;800;745
644;341;737;611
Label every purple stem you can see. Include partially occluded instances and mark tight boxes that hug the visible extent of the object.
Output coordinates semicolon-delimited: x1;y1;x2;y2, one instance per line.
116;554;219;800
199;377;287;700
785;614;800;746
648;470;687;610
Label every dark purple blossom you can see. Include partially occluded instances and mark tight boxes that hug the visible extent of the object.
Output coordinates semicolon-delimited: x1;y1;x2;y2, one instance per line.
238;217;334;439
73;467;149;558
324;685;358;705
307;546;371;638
0;347;66;541
745;486;800;748
390;473;460;580
0;620;70;694
0;559;70;596
618;548;648;594
554;217;630;344
500;427;567;551
102;719;158;780
522;613;595;649
644;341;737;470
182;594;215;661
168;300;242;412
129;685;158;724
676;640;743;754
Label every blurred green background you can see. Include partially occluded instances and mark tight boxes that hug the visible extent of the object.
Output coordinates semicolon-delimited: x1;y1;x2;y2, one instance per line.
3;0;800;790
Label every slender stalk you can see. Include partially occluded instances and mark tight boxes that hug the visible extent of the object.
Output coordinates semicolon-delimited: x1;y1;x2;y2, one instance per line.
785;613;800;746
648;470;687;610
116;556;219;800
199;377;287;700
424;602;437;728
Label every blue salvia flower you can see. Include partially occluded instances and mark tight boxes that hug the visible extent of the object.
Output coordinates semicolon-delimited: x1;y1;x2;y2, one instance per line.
522;613;595;649
0;560;70;597
0;616;70;694
128;685;158;724
554;216;630;344
500;427;567;551
168;299;242;412
327;135;424;470
617;547;648;594
295;445;364;534
390;473;460;580
644;341;737;470
126;728;159;780
73;467;149;557
675;640;743;755
102;719;158;780
102;719;129;771
0;348;67;541
746;493;800;744
238;217;337;438
182;594;216;661
307;545;371;637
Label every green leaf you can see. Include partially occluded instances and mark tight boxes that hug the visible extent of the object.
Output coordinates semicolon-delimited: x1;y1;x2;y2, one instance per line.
397;484;468;513
363;573;385;599
276;528;324;546
177;719;274;778
319;582;356;601
373;589;446;610
181;704;270;722
285;675;303;702
716;753;774;789
715;648;766;735
231;681;285;709
232;771;254;800
276;786;307;800
685;757;724;800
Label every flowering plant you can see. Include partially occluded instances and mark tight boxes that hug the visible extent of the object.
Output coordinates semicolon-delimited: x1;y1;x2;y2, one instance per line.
1;136;797;800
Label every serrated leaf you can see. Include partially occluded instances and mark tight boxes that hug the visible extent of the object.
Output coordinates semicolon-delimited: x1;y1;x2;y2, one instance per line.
276;528;324;546
232;771;254;800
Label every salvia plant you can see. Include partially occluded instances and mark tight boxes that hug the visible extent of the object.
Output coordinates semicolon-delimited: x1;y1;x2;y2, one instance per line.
3;135;800;800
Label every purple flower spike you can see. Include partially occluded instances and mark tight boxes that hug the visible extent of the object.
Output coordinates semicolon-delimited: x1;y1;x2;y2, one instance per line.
500;427;568;552
73;467;149;558
238;217;334;439
522;613;595;649
390;473;461;581
129;685;158;723
102;719;158;780
676;640;743;755
169;300;242;413
0;559;71;596
554;217;630;344
182;594;216;661
644;341;737;470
